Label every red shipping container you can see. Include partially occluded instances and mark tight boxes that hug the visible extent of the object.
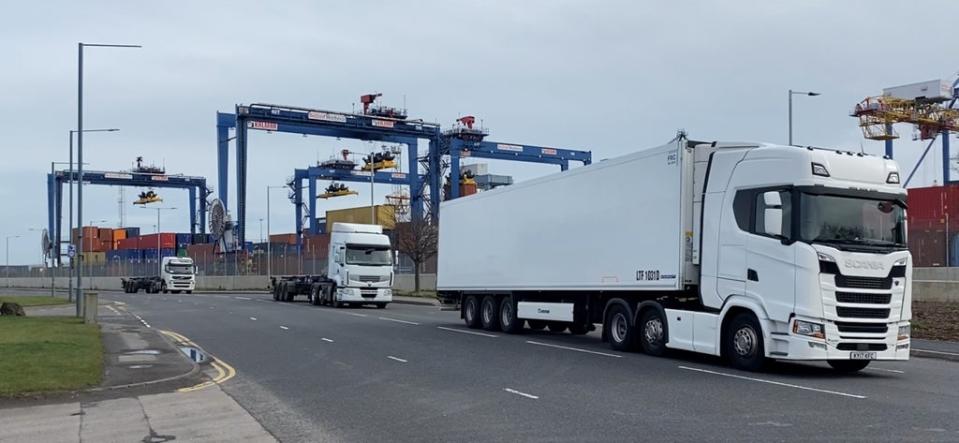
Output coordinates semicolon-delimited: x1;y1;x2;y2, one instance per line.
117;237;139;250
907;184;959;221
908;228;948;267
139;233;176;249
269;233;299;245
80;237;103;252
100;239;114;251
303;234;330;257
98;228;113;240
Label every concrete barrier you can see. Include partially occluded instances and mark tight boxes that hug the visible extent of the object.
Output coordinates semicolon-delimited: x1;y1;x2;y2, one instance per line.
0;273;439;293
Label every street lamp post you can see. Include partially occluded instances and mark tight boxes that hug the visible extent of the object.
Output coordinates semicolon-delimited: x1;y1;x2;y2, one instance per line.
141;207;176;278
5;235;21;288
67;129;116;304
788;89;821;146
266;186;285;279
76;42;140;317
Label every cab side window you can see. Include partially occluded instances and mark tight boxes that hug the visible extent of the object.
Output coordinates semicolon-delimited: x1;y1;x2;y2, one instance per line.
733;188;791;238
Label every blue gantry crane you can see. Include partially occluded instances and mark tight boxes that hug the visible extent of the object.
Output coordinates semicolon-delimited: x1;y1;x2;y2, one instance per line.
216;96;592;248
46;168;210;265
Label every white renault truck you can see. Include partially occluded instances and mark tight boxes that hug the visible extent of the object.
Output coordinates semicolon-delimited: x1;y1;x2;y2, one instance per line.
272;223;394;308
122;256;196;294
437;133;911;372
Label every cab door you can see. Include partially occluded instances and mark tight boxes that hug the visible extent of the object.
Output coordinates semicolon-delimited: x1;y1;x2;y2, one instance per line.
744;190;795;322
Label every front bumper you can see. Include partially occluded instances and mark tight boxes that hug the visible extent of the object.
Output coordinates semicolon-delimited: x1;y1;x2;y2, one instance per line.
771;319;910;361
336;287;392;303
168;279;195;290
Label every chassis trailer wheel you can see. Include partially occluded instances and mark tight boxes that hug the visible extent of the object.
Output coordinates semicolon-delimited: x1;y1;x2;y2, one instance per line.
499;296;523;334
463;296;482;329
480;296;501;331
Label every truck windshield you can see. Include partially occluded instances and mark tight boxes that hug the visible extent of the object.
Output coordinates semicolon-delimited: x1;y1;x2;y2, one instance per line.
345;245;392;266
165;264;194;274
798;193;906;250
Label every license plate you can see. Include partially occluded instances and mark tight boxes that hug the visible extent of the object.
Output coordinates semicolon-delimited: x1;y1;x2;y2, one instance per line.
850;351;877;360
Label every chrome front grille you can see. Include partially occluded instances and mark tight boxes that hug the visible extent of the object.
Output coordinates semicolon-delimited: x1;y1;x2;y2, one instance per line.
835;292;891;304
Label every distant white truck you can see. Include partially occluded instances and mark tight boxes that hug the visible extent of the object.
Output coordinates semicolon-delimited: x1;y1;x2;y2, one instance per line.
437;133;912;372
122;256;196;294
272;223;394;308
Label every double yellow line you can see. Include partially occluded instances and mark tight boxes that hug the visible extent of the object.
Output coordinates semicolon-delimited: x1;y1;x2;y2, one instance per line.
160;330;237;392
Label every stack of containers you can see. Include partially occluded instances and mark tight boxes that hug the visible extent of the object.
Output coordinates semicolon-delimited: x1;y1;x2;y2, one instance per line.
140;233;176;263
72;226;102;252
906;184;959;267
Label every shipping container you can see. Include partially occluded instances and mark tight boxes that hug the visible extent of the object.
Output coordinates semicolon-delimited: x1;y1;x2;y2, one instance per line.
325;205;396;232
80;237;103;252
124;227;141;238
175;233;192;247
117;237;139;250
269;233;299;245
177;248;188;258
142;248;177;262
100;239;114;251
139;233;176;249
79;251;106;265
98;228;113;240
106;250;124;262
951;234;959;267
907;184;959;221
192;233;210;244
112;229;127;242
908;228;947;267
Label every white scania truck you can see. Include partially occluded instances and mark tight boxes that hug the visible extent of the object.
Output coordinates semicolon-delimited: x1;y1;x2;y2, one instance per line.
272;223;394;308
437;134;911;372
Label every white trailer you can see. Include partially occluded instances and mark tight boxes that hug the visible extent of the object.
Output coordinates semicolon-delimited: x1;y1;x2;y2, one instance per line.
438;134;912;372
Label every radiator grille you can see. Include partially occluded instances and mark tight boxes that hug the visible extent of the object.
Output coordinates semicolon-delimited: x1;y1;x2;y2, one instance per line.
835;275;892;290
835;292;891;304
836;307;890;319
835;322;888;334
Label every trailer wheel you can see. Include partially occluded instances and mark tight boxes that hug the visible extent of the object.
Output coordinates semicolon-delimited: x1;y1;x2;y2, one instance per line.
827;360;870;373
547;322;567;333
638;309;667;356
463;295;481;329
604;305;635;351
527;320;547;331
724;312;767;371
480;296;500;331
272;284;279;301
498;296;523;334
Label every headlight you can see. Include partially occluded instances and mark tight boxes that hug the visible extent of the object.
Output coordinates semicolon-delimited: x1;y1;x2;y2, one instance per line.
793;320;825;339
898;324;910;341
817;252;836;262
893;257;907;266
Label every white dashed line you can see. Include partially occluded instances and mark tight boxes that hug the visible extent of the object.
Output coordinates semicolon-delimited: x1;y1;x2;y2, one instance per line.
678;366;867;399
378;316;420;325
250;317;257;321
131;313;151;328
321;338;334;343
504;388;539;399
235;296;251;300
280;326;289;330
387;356;408;363
437;326;499;338
344;312;368;318
913;348;959;357
526;340;622;358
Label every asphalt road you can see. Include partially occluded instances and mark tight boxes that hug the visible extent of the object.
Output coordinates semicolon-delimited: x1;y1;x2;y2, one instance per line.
98;290;959;442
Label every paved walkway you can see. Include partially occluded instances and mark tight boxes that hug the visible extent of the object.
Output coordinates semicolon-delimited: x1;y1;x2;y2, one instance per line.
0;385;275;442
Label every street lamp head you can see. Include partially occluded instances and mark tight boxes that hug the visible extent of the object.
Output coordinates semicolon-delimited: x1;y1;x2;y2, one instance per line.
808;92;821;97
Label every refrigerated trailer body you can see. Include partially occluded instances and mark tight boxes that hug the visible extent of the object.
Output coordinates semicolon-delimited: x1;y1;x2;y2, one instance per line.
437;134;912;371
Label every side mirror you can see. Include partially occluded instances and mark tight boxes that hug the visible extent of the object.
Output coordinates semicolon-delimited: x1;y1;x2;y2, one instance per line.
763;191;783;237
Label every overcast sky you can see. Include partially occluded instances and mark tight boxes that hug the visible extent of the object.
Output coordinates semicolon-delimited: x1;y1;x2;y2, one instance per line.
1;0;957;265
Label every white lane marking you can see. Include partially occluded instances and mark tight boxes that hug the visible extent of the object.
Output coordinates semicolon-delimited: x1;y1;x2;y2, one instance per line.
504;388;539;399
321;338;334;343
437;326;499;338
678;366;867;399
864;367;905;374
378;316;420;325
913;348;959;357
280;326;289;330
131;313;151;328
387;356;408;363
526;340;622;358
106;305;121;315
235;296;251;300
250;317;257;321
344;312;368;318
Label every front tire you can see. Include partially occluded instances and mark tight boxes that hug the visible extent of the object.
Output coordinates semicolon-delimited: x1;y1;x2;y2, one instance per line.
499;296;523;334
480;296;500;331
638;308;667;356
724;313;767;371
828;360;870;373
375;303;388;309
604;305;635;351
463;295;481;329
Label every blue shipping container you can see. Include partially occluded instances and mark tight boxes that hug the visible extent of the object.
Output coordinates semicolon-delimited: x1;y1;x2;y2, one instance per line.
191;233;208;244
176;233;192;247
106;250;124;262
124;227;141;238
950;234;959;267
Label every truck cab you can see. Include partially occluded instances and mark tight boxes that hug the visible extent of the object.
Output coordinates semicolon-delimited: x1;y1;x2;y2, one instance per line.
328;223;394;307
161;256;196;294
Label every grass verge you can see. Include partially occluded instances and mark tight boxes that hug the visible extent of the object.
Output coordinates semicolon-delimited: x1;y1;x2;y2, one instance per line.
0;316;102;396
0;295;71;307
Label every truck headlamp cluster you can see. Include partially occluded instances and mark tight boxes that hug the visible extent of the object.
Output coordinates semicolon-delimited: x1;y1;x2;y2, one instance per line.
811;162;830;177
793;319;825;339
887;172;900;184
898;324;910;341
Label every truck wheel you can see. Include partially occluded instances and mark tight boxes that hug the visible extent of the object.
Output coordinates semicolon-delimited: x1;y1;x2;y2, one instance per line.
480;296;500;331
161;283;168;294
309;286;321;306
827;360;870;373
463;296;481;329
604;305;635;351
569;322;590;335
527;320;547;331
499;296;523;334
321;285;332;306
280;283;290;302
724;312;767;371
375;303;388;309
638;309;667;356
272;285;279;301
547;322;567;333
